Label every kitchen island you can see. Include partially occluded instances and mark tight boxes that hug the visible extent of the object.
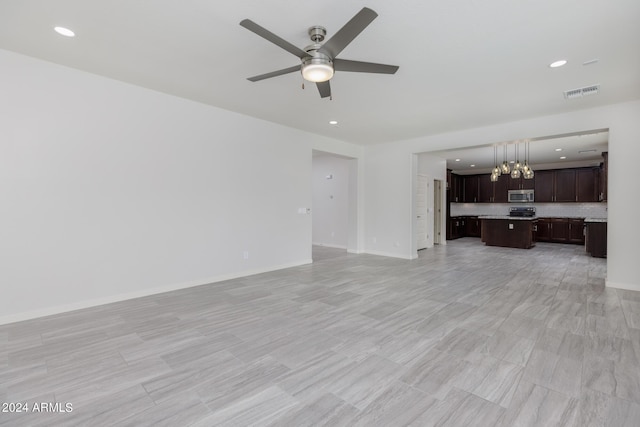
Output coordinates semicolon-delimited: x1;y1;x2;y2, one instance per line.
480;216;537;249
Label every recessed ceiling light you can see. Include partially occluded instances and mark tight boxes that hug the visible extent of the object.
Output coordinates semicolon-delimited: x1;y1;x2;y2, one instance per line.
328;120;338;125
555;148;563;152
510;160;515;164
54;26;75;37
455;159;461;162
549;59;567;68
470;164;476;167
560;156;567;160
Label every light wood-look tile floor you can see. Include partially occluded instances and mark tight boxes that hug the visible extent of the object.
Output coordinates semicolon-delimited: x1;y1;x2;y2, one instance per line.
1;238;639;426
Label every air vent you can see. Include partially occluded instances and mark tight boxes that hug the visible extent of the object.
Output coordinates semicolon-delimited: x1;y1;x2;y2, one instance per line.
564;84;600;99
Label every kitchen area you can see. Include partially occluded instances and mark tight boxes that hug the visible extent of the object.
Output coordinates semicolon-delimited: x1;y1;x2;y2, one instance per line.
444;133;608;258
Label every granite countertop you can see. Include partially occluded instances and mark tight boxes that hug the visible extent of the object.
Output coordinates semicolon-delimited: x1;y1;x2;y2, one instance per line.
584;218;608;223
479;215;536;221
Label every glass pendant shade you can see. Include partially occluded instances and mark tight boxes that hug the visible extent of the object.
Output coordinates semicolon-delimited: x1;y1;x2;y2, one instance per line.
501;161;510;174
522;141;534;179
490;173;499;182
511;167;521;179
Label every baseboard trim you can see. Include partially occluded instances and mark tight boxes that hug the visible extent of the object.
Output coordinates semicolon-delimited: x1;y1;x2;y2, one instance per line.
605;279;640;292
312;242;348;249
0;259;313;326
364;249;413;260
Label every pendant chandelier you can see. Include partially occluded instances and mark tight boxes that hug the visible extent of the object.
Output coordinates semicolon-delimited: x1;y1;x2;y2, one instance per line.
489;141;535;182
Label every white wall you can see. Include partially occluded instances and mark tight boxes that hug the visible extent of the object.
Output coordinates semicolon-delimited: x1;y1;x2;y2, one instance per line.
363;100;640;292
0;50;360;324
312;154;350;248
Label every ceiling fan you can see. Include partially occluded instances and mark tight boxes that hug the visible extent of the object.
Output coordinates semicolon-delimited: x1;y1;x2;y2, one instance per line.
240;7;399;99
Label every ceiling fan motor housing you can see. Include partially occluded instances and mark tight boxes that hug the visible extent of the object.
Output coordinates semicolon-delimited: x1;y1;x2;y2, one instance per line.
308;26;326;42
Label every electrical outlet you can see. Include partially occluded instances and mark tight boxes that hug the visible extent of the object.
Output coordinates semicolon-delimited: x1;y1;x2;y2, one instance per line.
372;237;377;244
243;251;249;259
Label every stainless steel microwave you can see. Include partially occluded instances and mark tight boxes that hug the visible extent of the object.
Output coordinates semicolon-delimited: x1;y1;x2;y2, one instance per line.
508;189;534;203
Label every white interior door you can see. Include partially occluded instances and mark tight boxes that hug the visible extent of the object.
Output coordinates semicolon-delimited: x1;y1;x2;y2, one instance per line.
416;174;428;250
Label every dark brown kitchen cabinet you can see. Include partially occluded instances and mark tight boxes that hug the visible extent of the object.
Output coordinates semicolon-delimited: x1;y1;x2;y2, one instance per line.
533;168;597;203
568;218;585;244
506;175;534;191
521;177;535;190
550;218;570;242
463;175;479;203
585;221;607;258
448;216;466;240
536;217;584;244
448;171;462;203
494;174;509;203
536;219;552;241
465;217;480;237
478;175;494;203
576;167;599;202
554;169;576;202
534;170;554;202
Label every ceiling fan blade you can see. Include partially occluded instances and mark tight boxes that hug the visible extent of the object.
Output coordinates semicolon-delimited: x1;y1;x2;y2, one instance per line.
247;65;301;82
240;19;311;60
316;81;331;98
317;7;378;59
333;59;399;74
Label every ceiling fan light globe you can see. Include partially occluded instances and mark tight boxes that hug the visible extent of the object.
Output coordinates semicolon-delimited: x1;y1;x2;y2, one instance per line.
302;62;334;82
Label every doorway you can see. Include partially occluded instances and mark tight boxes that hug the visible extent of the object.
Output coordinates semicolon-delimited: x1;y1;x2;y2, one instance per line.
312;150;359;260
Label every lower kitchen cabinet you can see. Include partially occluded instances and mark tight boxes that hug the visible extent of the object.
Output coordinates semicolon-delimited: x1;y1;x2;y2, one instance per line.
568;219;585;244
536;218;584;244
465;217;480;237
448;216;480;240
448;217;465;240
585;221;607;258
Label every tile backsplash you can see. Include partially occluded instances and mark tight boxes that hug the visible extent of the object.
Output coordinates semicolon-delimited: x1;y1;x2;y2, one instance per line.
450;203;607;218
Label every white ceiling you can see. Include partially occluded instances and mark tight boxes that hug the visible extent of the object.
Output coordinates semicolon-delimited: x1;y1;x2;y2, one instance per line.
0;0;638;146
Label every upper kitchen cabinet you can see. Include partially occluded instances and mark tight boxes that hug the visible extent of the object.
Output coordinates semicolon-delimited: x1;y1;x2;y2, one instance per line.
576;167;599;202
448;170;463;203
554;169;576;202
534;170;554;202
508;175;535;191
533;167;600;203
494;174;509;203
478;175;494;202
463;175;479;203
